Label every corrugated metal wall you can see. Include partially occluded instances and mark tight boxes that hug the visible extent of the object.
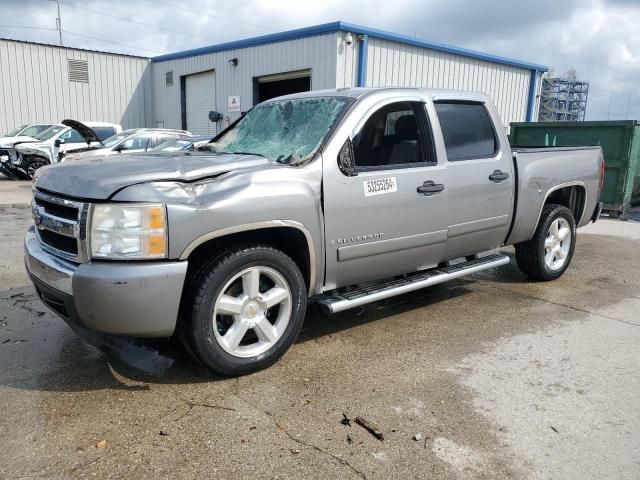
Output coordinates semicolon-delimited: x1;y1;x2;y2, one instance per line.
0;39;152;134
336;36;534;126
0;32;539;136
335;34;359;89
152;33;338;130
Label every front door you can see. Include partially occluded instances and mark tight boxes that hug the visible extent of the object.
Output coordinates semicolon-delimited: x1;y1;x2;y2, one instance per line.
433;101;514;260
323;100;449;289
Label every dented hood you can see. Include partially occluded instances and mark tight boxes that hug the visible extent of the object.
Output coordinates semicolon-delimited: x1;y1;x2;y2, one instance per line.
34;151;272;200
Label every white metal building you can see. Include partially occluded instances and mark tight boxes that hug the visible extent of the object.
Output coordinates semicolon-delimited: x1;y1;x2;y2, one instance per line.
0;38;153;134
0;22;547;137
152;22;548;134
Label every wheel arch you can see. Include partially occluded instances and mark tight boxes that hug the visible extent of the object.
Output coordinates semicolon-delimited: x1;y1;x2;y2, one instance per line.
538;182;587;229
180;221;316;293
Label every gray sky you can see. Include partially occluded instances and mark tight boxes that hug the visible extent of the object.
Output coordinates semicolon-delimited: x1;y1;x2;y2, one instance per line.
1;0;638;120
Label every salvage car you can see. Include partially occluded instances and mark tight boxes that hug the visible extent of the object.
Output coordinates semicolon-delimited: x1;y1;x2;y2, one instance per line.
0;124;66;180
0;124;56;178
25;88;604;376
0;123;55;149
14;120;121;177
62;128;192;161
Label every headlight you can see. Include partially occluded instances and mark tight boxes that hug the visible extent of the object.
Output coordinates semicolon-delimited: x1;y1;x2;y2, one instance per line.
90;203;167;259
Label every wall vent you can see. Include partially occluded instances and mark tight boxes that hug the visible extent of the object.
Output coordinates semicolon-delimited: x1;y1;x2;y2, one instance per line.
68;59;89;83
165;71;174;86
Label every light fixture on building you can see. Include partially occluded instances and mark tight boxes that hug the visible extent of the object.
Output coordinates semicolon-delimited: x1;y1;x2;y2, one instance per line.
228;57;238;67
343;32;353;45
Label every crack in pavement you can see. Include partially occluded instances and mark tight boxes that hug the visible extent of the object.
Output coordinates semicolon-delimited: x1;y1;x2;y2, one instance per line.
234;394;367;480
476;282;640;328
172;397;236;422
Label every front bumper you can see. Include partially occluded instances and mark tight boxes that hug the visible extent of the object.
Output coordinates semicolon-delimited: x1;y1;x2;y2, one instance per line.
24;226;188;337
0;152;23;179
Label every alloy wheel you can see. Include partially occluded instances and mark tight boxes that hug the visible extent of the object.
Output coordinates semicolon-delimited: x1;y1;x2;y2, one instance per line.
544;217;572;271
212;266;292;358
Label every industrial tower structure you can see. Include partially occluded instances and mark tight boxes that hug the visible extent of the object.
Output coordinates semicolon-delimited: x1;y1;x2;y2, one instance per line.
538;69;589;121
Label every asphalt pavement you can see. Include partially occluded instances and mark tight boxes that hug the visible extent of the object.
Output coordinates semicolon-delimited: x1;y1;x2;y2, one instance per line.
1;180;639;479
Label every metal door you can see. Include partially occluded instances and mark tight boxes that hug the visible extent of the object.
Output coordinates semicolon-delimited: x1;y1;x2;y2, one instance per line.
185;70;216;135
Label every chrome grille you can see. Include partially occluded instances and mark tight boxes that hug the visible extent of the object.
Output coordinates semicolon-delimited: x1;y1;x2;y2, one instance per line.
32;190;89;262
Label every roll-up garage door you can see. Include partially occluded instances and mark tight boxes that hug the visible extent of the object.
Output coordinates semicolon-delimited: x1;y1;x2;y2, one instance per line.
185;70;216;135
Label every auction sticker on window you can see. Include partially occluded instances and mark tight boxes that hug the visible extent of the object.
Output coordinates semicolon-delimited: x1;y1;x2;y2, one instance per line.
363;177;398;197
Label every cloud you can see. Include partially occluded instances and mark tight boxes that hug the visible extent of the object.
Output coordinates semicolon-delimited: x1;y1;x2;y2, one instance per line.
1;0;638;119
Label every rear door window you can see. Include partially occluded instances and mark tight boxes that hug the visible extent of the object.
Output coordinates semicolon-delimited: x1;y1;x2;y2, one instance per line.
152;133;180;148
434;102;498;161
121;133;153;151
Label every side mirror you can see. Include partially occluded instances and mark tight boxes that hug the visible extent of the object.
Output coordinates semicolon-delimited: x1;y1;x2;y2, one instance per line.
114;143;125;152
54;139;65;148
337;138;357;177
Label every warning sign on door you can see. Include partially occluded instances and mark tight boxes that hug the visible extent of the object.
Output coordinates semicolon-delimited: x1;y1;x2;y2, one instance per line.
228;95;241;113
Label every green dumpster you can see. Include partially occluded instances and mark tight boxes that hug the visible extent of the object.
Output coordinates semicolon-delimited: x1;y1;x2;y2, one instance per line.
510;121;640;216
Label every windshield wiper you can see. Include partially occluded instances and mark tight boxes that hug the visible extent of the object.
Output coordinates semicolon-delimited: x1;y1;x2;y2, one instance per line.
233;151;266;158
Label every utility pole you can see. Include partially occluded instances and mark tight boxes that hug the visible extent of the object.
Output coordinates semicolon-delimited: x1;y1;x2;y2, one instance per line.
626;94;631;120
51;0;62;46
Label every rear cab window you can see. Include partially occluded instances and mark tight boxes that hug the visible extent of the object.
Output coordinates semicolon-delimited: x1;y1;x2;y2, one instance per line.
434;102;498;161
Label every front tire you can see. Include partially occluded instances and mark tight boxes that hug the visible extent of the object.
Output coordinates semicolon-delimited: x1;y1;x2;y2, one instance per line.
25;157;49;179
515;204;576;281
181;244;307;376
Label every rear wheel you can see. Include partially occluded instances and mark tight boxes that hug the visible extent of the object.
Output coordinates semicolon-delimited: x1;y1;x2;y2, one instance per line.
181;244;307;376
515;204;576;281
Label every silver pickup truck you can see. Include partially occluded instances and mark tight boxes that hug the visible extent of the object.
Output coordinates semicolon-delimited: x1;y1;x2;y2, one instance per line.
25;88;604;376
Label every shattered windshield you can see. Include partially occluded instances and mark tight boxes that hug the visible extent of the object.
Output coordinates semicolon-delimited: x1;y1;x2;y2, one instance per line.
211;96;352;164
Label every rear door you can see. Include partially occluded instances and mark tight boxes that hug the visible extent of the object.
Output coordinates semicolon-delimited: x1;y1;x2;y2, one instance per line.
433;101;514;259
323;100;449;289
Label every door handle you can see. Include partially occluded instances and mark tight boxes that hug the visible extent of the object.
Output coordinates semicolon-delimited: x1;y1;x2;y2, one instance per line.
489;170;510;182
417;180;445;196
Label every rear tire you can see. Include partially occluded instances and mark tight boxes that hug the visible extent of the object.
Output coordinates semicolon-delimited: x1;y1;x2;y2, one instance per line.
515;204;576;281
180;244;307;376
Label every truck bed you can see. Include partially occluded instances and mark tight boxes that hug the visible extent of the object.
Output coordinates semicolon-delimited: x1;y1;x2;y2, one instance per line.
507;146;603;245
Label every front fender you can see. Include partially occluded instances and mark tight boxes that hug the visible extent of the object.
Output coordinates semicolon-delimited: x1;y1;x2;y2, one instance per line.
112;159;325;293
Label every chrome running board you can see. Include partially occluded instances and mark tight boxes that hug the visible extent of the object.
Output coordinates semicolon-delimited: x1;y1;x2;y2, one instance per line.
317;253;510;314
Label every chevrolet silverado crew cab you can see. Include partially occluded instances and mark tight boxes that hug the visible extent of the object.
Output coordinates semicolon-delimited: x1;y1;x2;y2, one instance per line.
25;88;604;376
